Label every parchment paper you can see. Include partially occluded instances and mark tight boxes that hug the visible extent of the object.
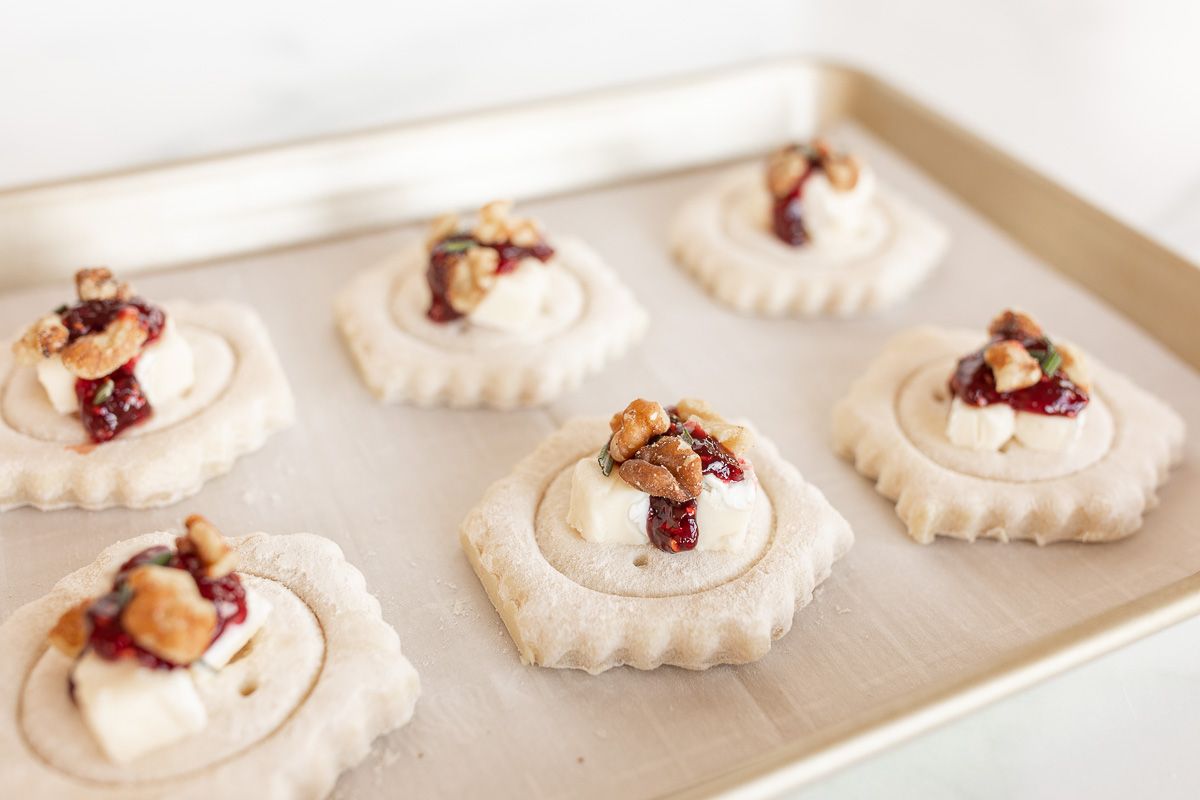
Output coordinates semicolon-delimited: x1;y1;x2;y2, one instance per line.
1;124;1197;798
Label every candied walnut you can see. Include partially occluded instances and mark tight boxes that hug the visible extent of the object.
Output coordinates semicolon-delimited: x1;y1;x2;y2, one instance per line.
675;396;754;455
75;267;133;302
607;398;671;462
1057;341;1091;391
472;199;544;247
426;213;461;251
985;340;1042;393
12;314;69;364
822;153;862;192
121;565;216;665
634;435;703;498
988;309;1043;341
446;246;500;313
59;307;148;379
180;514;237;578
766;145;807;198
47;599;92;658
619;459;693;503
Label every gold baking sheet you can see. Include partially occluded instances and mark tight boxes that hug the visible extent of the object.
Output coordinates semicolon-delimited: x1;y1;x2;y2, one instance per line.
0;64;1198;799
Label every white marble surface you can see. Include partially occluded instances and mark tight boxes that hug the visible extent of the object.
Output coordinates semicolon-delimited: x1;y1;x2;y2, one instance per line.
2;2;1199;797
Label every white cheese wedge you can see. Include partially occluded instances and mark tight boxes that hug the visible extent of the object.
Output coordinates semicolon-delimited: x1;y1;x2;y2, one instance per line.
694;470;757;552
567;457;649;545
802;165;878;245
1014;409;1085;452
566;456;757;552
135;316;195;407
35;356;78;414
945;397;1016;451
71;651;207;764
35;315;194;414
468;258;551;332
198;587;272;670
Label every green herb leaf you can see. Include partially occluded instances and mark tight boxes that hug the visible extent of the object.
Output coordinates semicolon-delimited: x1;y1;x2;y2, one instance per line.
91;378;115;406
54;304;69;315
1028;342;1062;377
438;238;474;254
598;439;614;477
149;550;173;566
676;426;696;448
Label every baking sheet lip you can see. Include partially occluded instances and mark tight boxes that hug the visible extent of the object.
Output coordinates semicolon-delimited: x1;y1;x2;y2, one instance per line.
664;568;1200;799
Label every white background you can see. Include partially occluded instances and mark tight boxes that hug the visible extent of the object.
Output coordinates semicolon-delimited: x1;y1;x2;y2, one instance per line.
3;1;1199;797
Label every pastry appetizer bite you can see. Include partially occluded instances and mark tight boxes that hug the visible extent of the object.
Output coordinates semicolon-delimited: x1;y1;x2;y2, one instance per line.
1;268;294;510
460;397;853;674
1;516;420;797
671;138;948;316
833;310;1185;544
336;201;647;408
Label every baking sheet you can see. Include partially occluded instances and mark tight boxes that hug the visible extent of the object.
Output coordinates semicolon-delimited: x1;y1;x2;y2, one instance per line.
1;121;1198;799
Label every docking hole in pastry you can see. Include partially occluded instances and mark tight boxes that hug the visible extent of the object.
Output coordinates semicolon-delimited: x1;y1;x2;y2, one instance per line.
1;270;294;511
670;139;949;317
833;312;1185;544
0;517;420;797
335;201;648;408
460;400;854;674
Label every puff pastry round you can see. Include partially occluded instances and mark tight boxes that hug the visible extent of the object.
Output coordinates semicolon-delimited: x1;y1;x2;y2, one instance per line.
670;165;948;316
0;302;294;511
0;530;420;798
460;417;854;674
335;236;647;409
833;326;1186;544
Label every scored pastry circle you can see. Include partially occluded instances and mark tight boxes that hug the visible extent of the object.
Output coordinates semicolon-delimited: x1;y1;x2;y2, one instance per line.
833;326;1186;544
1;531;420;799
460;417;854;674
0;302;295;511
670;166;949;317
335;236;648;409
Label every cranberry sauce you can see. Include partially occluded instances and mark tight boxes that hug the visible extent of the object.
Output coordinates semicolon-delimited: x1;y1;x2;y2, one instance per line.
640;410;748;553
771;160;818;246
425;233;555;322
647;497;699;553
60;298;165;345
75;360;153;443
84;545;248;669
950;321;1088;417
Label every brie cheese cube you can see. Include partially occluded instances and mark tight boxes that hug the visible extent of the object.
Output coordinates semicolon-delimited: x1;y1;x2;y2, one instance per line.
694;471;757;552
566;457;649;545
35;356;79;414
35;315;194;414
802;166;877;245
135;316;195;407
945;397;1015;451
468;258;550;332
199;587;272;670
72;651;207;764
1014;409;1084;452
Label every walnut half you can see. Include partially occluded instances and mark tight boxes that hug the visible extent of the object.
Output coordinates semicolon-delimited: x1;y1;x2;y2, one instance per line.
179;514;237;578
59;307;148;379
607;399;671;462
121;565;216;665
12;314;69;365
985;340;1042;393
618;435;703;502
47;599;92;658
675;397;754;456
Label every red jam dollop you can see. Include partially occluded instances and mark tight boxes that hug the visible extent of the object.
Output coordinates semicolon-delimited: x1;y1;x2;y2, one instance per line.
75;360;153;443
949;320;1088;417
84;545;248;670
426;235;554;323
643;410;747;553
772;158;819;246
55;297;166;443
